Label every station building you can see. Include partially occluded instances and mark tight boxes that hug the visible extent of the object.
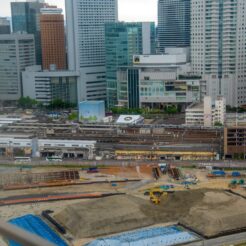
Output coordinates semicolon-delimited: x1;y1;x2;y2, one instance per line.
0;135;96;160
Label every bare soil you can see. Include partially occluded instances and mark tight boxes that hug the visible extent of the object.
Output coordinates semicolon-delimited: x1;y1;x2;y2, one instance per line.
55;189;246;239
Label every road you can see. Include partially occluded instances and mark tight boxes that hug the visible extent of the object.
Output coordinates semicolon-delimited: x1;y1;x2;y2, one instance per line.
0;158;245;168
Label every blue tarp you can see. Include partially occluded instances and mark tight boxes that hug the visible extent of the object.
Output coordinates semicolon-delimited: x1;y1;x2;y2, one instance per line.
232;171;241;177
8;214;67;246
87;226;198;246
212;170;226;176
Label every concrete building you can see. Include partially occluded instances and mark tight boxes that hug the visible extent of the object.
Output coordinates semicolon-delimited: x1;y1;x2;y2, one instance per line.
185;96;226;127
213;96;226;126
22;66;78;106
0;135;96;159
0;117;22;129
224;127;246;159
116;115;144;125
37;139;96;159
0;17;11;34
40;7;66;70
65;0;118;103
105;22;156;108
11;0;46;65
0;34;35;101
117;49;205;109
226;113;246;127
191;0;246;107
158;0;190;53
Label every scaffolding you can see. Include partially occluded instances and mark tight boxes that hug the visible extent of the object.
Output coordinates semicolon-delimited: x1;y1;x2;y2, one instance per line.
0;170;80;186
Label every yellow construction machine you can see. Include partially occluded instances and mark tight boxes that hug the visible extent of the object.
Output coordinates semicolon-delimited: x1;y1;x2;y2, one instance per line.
149;188;168;205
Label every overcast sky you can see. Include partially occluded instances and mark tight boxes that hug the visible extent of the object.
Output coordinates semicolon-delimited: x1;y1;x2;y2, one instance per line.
0;0;158;23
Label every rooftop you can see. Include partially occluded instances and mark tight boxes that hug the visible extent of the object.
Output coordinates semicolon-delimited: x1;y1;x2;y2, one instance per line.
186;103;203;111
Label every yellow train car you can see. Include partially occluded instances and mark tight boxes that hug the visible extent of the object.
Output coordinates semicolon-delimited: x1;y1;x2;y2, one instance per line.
115;150;217;161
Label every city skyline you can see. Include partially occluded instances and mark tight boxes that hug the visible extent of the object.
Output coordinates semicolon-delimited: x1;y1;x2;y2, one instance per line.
1;0;158;23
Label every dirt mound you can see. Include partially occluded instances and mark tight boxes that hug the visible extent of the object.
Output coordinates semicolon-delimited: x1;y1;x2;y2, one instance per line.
55;189;246;239
158;189;205;221
180;191;246;237
203;191;237;204
55;195;164;238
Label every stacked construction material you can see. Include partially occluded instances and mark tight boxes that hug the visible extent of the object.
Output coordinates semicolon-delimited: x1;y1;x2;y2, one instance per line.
0;170;80;187
168;167;181;180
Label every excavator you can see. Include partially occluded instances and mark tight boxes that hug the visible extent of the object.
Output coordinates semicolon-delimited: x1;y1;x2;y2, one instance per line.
149;188;168;205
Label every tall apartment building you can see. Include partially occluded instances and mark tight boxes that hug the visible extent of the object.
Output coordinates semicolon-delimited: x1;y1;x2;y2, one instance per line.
0;34;35;101
191;0;246;107
158;0;190;53
40;7;66;70
0;17;11;34
65;0;118;102
11;0;45;65
105;22;156;108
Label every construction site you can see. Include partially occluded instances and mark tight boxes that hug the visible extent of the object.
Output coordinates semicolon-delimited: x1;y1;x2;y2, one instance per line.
1;163;246;246
0;112;245;245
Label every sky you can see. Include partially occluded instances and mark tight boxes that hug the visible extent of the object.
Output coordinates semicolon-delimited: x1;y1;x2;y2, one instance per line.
0;0;158;23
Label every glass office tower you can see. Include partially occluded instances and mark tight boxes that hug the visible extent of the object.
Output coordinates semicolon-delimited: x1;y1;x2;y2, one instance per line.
11;0;45;65
158;0;190;53
0;18;11;34
105;22;155;108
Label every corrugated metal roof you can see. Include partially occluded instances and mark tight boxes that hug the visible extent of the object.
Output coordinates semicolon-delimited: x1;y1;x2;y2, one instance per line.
87;226;199;246
8;214;67;246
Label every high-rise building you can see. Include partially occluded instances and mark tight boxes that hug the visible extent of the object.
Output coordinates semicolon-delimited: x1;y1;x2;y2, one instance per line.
40;7;66;70
191;0;246;107
0;17;11;34
105;22;156;108
158;0;190;53
11;0;45;65
0;34;35;101
65;0;118;102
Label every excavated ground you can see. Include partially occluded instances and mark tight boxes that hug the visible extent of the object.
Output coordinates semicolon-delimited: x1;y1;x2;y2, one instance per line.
55;189;246;239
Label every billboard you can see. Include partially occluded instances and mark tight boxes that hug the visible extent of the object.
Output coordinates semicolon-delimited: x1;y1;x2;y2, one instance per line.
79;101;105;122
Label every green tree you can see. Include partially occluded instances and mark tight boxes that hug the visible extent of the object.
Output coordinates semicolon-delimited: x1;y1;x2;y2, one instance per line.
226;105;246;113
177;104;182;113
18;97;37;108
165;105;178;114
214;121;223;127
49;99;76;109
68;112;78;121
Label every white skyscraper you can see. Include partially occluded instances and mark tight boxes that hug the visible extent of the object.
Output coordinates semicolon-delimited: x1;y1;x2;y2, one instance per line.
0;34;35;101
65;0;118;102
191;0;246;107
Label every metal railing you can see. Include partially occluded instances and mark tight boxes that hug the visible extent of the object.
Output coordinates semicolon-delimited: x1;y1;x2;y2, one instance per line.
0;220;55;246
